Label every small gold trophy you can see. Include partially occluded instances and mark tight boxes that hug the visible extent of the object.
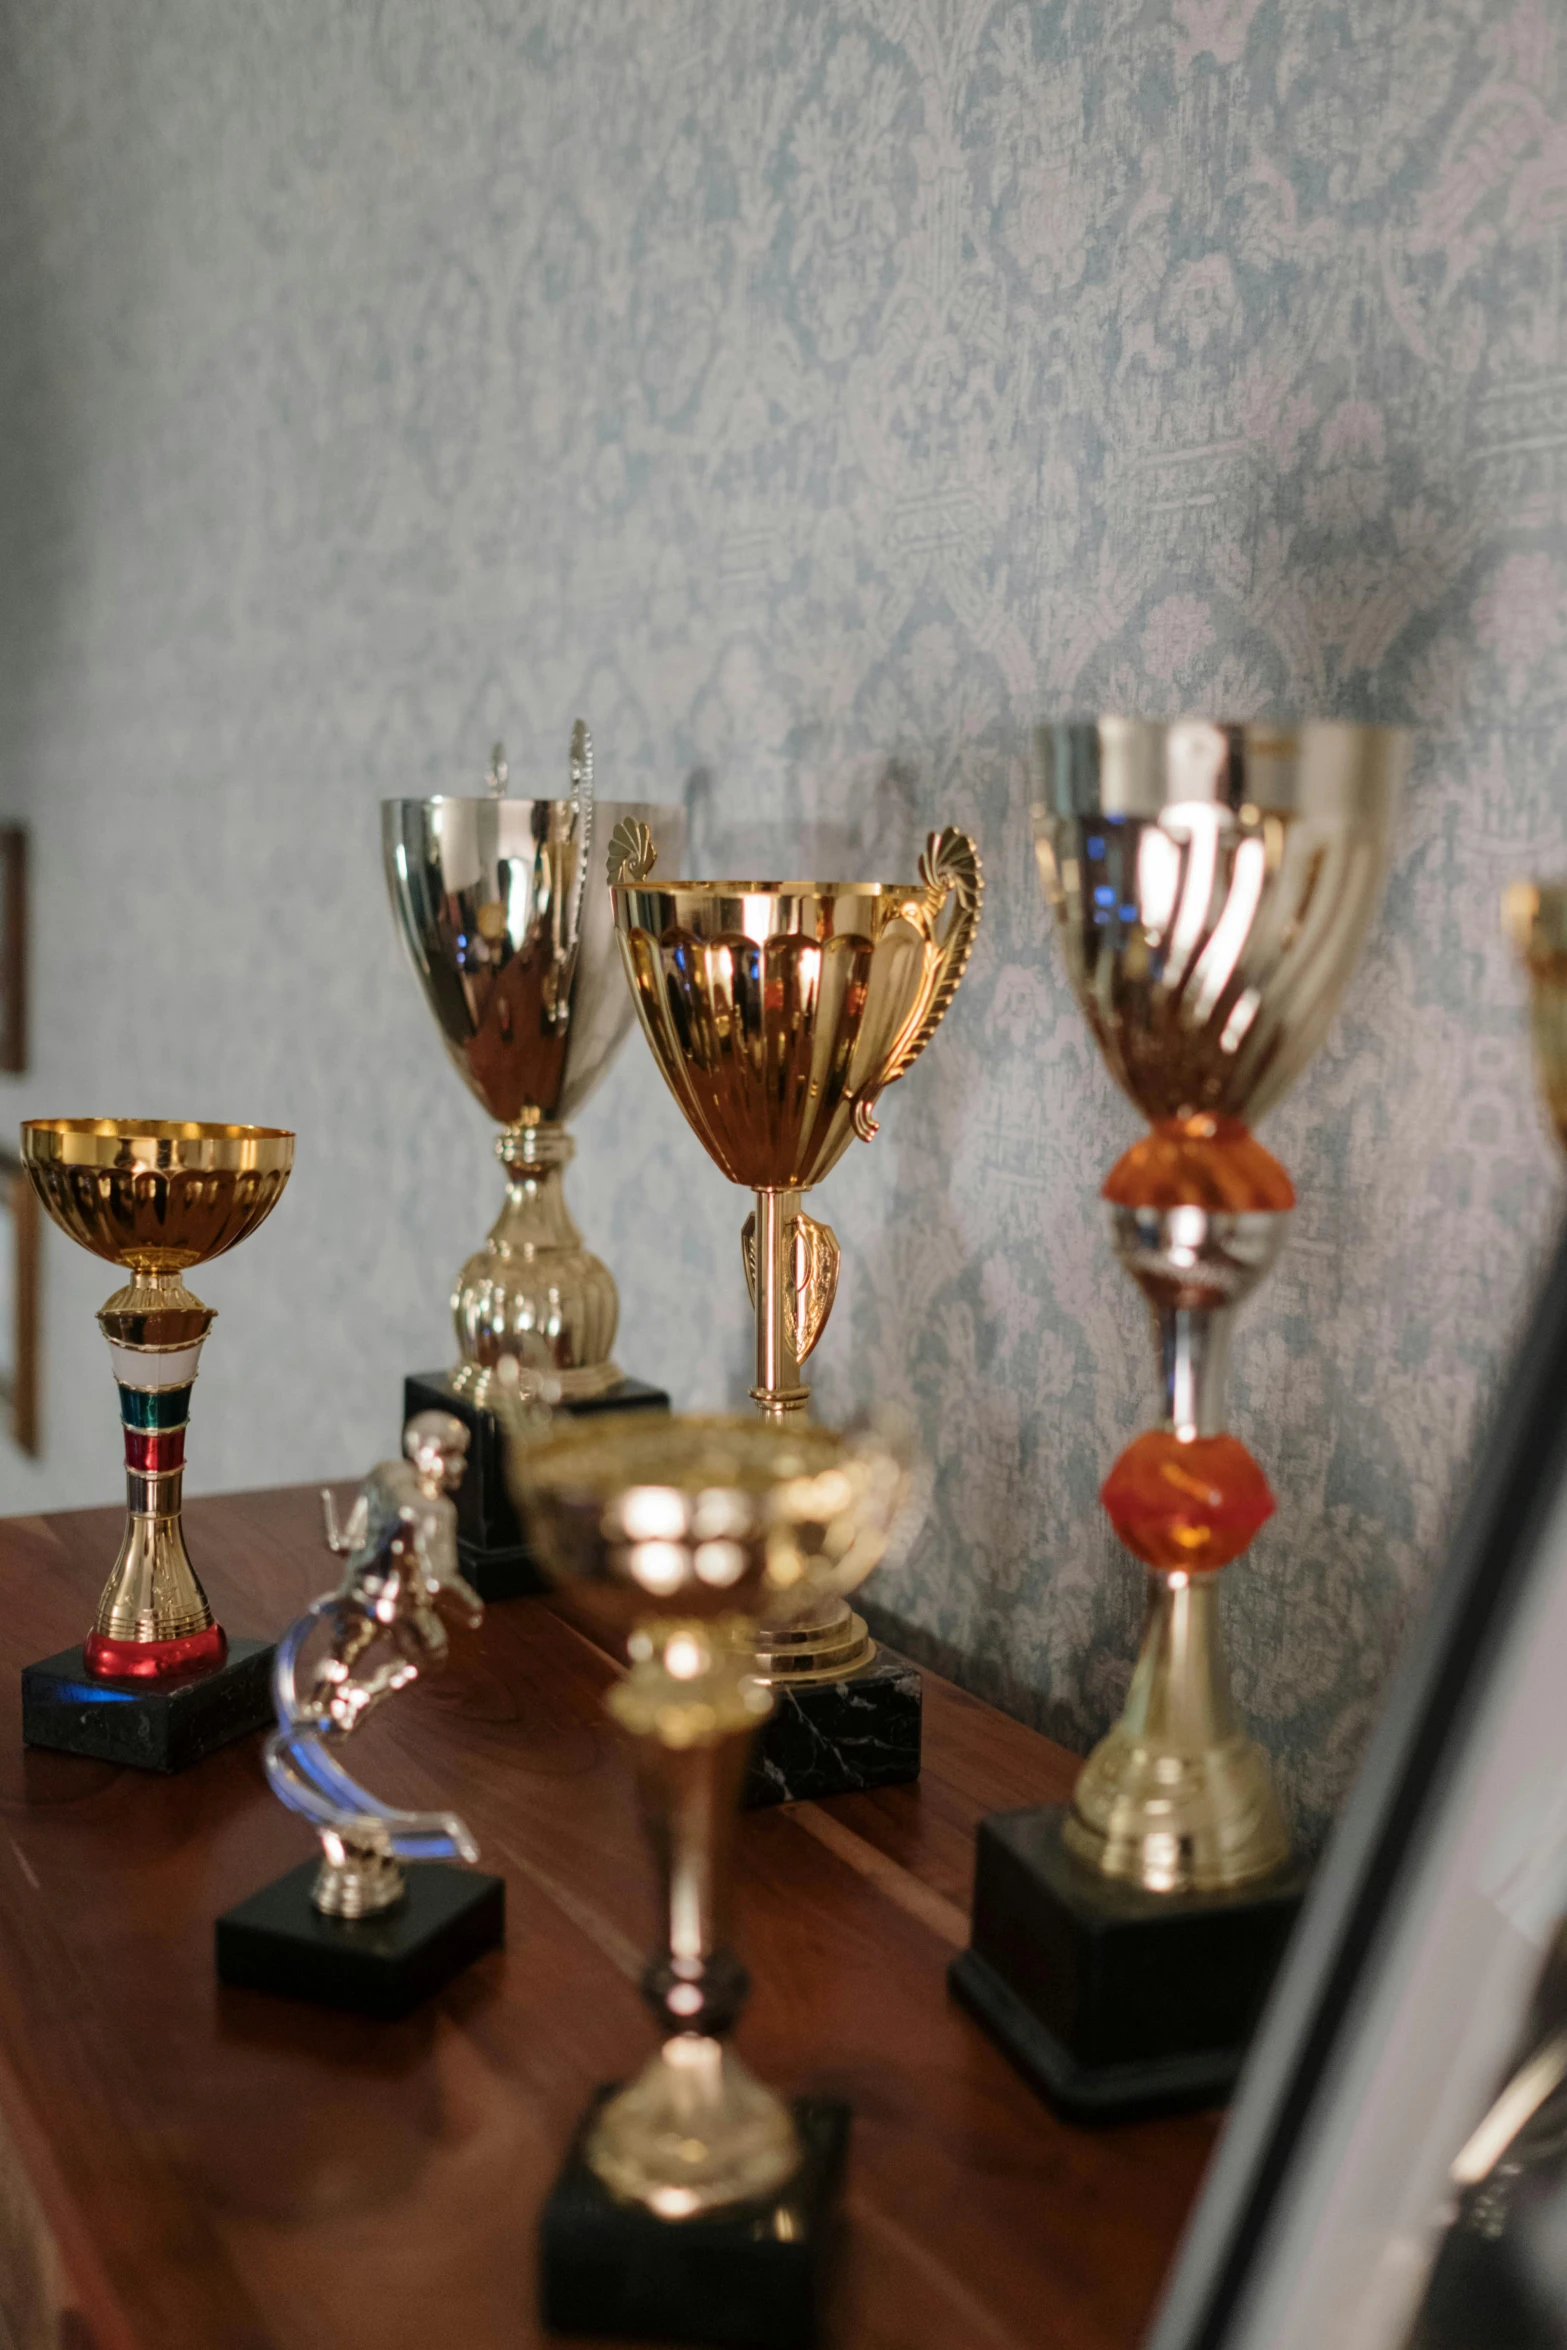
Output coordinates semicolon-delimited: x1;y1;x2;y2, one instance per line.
1506;884;1567;1152
511;1408;913;2341
383;727;680;1594
952;717;1408;2118
19;1119;293;1767
607;819;981;1728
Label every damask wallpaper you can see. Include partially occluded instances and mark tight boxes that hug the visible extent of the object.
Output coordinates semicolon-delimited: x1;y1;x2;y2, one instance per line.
0;0;1562;1843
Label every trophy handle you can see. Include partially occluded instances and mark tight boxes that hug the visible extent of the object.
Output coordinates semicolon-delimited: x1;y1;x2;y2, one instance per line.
852;825;984;1141
543;720;595;1033
607;816;657;884
741;1205;840;1364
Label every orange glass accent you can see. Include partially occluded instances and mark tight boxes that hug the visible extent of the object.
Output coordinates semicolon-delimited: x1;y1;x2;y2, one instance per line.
1102;1114;1295;1212
1101;1429;1275;1573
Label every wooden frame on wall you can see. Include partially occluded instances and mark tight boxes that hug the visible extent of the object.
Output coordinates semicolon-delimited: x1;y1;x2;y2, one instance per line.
0;1153;39;1458
0;828;26;1075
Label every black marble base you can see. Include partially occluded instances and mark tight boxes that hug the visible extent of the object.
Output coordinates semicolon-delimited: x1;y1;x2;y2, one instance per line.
541;2091;850;2348
215;1859;505;2020
949;1802;1308;2121
744;1649;922;1809
405;1368;669;1600
21;1638;275;1773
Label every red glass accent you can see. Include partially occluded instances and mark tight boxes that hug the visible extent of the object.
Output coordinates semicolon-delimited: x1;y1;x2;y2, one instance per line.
1103;1114;1295;1213
122;1427;187;1474
83;1624;227;1682
1101;1429;1275;1573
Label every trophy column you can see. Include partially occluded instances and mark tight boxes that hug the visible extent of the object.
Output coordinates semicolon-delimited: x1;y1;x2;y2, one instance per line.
385;733;675;1605
17;1118;293;1772
951;718;1405;2121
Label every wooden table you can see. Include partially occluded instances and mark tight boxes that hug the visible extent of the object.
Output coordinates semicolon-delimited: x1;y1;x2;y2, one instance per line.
0;1485;1217;2350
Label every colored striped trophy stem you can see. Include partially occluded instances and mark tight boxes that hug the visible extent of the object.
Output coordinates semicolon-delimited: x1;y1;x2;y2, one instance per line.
90;1271;225;1678
18;1118;294;1685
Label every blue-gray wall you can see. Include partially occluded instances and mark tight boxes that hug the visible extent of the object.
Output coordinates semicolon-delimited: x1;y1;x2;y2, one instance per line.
1;0;1562;1841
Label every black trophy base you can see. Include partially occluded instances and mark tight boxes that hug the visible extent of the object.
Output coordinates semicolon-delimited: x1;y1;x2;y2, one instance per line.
215;1859;505;2020
745;1649;922;1808
405;1368;669;1600
541;2091;849;2349
21;1637;275;1772
949;1803;1308;2122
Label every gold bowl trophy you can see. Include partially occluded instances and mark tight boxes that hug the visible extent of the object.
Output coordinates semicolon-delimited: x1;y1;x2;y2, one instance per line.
511;1407;914;2347
383;727;680;1597
18;1118;294;1770
608;817;982;1803
951;717;1408;2120
1506;884;1567;1154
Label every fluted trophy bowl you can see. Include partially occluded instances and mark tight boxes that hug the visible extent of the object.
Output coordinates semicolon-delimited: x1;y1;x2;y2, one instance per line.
382;726;681;1404
611;844;981;1191
1030;719;1407;1895
21;1118;293;1270
1033;718;1406;1122
20;1119;295;1682
511;1408;914;2218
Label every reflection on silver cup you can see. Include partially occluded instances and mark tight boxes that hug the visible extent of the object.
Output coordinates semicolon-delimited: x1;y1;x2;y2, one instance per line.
383;724;681;1404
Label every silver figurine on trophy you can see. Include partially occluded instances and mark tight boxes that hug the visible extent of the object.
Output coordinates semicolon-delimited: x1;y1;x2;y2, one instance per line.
214;1411;505;2017
383;724;680;1596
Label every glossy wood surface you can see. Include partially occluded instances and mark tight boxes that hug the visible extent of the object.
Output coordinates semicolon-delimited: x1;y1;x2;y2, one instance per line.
0;1484;1218;2350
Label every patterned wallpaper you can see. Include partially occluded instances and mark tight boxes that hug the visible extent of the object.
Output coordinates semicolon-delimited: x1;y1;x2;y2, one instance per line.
0;0;1563;1842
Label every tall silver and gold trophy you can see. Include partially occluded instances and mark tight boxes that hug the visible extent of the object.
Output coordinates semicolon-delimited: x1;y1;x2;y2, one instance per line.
952;717;1408;2119
383;726;679;1596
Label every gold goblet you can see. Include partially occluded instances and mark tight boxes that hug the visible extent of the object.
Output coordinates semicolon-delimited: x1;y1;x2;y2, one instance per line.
1031;718;1407;1892
383;727;679;1405
511;1408;913;2229
608;819;981;1689
20;1119;293;1679
1505;883;1567;1153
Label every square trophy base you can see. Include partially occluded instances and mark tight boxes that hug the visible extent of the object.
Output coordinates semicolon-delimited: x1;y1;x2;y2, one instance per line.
948;1803;1308;2122
215;1859;505;2020
21;1637;275;1772
744;1649;922;1809
404;1369;670;1601
541;2092;850;2349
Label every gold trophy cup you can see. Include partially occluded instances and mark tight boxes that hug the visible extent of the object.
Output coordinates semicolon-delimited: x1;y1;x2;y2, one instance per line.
20;1119;293;1703
952;717;1408;2119
383;727;678;1406
512;1406;913;2335
608;818;981;1693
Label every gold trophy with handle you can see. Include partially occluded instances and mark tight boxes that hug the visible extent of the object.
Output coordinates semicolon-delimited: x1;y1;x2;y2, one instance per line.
608;817;982;1801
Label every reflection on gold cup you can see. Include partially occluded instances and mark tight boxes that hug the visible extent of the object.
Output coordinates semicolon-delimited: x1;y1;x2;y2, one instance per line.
1505;882;1567;1154
511;1408;914;2218
20;1119;293;1679
609;817;982;1683
1033;719;1407;1892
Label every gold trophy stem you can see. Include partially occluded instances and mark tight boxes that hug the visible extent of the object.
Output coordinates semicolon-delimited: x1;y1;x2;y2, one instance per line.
1076;1263;1290;1893
745;1188;873;1685
749;1189;809;1418
587;1625;800;2217
1065;1569;1288;1892
450;1120;621;1406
